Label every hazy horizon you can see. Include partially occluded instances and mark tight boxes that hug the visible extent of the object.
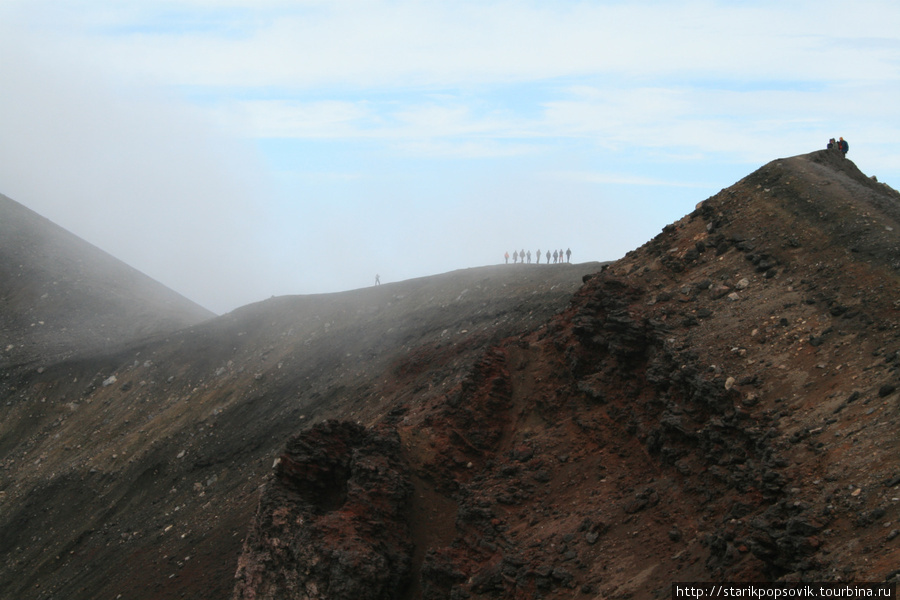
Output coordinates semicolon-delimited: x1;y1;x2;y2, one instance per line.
2;1;898;313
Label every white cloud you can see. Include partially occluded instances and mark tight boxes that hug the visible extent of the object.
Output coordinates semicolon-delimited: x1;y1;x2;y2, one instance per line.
393;139;539;160
219;100;373;138
8;2;900;161
8;1;898;88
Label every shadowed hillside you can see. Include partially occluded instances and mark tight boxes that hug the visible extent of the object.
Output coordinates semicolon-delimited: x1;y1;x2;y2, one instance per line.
0;193;214;368
1;150;899;600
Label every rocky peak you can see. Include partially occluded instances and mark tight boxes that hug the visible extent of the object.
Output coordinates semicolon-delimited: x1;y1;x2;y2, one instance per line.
233;151;900;598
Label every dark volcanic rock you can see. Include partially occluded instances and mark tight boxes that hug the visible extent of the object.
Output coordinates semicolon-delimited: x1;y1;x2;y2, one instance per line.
232;421;413;600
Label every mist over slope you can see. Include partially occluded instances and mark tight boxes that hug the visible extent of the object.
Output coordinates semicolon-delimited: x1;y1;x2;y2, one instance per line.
0;193;214;368
0;228;600;600
1;149;899;600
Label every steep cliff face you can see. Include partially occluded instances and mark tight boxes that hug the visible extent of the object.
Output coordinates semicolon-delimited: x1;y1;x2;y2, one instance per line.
233;151;900;599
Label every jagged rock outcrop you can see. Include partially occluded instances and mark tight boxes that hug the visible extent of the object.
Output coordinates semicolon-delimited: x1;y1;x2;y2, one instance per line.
232;421;413;600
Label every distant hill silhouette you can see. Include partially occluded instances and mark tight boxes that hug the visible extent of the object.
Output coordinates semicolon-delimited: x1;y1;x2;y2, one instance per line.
0;193;213;368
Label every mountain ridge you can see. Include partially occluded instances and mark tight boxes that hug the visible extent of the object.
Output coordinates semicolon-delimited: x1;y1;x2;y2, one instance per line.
1;149;898;599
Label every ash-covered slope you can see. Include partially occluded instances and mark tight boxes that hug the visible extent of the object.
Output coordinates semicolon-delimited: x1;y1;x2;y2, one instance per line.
234;150;900;599
0;193;214;368
0;261;601;600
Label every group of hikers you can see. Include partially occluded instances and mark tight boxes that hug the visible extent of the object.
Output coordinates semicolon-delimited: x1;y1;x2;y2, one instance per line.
505;248;571;264
373;247;574;285
827;137;849;156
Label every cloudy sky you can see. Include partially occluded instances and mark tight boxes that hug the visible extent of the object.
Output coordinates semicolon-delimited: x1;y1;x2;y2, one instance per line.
2;1;898;313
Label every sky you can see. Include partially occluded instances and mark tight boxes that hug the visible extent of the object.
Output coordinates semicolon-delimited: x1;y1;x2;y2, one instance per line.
1;1;899;314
